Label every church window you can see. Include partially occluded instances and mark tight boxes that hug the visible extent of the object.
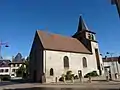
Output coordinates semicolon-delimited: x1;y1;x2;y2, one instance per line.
63;56;69;69
88;33;91;40
50;68;54;76
82;57;87;68
91;34;95;41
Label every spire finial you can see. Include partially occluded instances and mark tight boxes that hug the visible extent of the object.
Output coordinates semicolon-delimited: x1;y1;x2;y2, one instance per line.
77;15;89;32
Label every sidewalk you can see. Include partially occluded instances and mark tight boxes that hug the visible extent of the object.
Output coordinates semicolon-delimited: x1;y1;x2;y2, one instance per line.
1;81;120;90
0;76;120;90
47;75;120;85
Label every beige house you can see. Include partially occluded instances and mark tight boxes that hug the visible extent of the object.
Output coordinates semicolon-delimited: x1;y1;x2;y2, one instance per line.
29;16;104;83
103;57;120;76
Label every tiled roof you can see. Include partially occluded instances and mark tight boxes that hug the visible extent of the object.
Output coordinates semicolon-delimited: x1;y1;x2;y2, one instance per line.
103;57;118;62
0;59;11;67
37;30;91;54
10;59;24;64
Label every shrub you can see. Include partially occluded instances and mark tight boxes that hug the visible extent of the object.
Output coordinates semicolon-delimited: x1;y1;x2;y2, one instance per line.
0;75;10;81
59;71;76;81
65;70;74;80
59;74;65;81
84;71;98;78
59;76;64;81
74;75;79;79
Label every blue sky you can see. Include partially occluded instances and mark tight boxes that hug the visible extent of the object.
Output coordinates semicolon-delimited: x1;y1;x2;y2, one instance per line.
0;0;120;59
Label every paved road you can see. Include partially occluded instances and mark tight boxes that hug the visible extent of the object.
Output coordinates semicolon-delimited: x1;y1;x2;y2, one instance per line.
0;81;120;90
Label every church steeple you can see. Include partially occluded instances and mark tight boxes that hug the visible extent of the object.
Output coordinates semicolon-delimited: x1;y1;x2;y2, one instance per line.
77;15;89;32
73;15;96;41
72;15;97;52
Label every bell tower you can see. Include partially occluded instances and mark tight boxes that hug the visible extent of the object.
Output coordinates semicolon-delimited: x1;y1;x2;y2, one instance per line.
73;15;97;52
73;15;103;75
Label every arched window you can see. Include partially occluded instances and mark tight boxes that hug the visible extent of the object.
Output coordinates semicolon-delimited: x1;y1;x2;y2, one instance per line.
82;57;87;68
91;34;95;41
63;56;69;69
88;33;91;39
50;68;54;76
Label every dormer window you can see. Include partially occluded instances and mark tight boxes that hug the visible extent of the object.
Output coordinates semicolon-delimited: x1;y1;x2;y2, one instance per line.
1;61;6;67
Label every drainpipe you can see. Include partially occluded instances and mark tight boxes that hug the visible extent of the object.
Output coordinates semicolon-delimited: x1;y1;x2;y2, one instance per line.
116;61;119;75
45;50;46;74
44;50;46;82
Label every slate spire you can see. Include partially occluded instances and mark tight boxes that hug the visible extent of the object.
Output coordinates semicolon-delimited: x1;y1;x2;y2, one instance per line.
77;15;89;32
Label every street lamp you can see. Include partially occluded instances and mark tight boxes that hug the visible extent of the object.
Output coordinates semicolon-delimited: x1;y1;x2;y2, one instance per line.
0;41;9;59
106;52;116;79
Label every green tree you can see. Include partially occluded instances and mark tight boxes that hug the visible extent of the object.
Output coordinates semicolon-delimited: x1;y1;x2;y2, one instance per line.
16;57;29;78
16;64;26;77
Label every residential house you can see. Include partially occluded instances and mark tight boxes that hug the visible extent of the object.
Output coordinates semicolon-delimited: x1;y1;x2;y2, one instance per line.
103;57;120;76
9;53;25;78
0;59;11;76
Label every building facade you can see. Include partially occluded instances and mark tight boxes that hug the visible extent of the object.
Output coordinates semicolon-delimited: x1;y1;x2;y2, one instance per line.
0;53;26;78
9;62;24;78
103;57;120;76
0;59;11;76
29;16;104;83
9;53;25;78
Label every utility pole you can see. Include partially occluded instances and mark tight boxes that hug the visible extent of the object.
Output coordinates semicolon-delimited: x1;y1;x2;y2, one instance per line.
0;41;9;59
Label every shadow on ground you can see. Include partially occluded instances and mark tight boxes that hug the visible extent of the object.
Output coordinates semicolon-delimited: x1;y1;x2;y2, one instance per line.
0;79;30;86
92;79;120;83
92;80;108;82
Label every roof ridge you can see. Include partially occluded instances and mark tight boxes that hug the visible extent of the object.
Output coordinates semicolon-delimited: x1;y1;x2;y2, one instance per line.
37;30;91;54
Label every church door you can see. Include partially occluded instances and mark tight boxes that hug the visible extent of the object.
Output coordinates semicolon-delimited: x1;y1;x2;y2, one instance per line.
33;70;37;82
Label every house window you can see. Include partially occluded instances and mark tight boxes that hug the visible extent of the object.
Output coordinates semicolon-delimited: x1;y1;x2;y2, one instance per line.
0;69;3;72
63;56;69;69
11;74;14;76
82;57;87;68
5;69;8;72
13;64;15;67
50;68;54;76
1;63;5;67
1;69;4;72
12;69;15;72
17;64;19;67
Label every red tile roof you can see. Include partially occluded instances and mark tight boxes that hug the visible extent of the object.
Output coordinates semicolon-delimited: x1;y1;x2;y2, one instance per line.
37;30;91;54
103;57;118;62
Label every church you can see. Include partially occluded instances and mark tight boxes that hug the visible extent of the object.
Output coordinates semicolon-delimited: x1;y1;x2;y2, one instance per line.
29;16;104;83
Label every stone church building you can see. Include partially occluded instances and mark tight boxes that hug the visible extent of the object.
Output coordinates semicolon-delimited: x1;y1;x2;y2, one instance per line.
29;16;104;83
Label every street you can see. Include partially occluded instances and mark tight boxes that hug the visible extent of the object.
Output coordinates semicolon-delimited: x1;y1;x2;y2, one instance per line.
0;81;120;90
